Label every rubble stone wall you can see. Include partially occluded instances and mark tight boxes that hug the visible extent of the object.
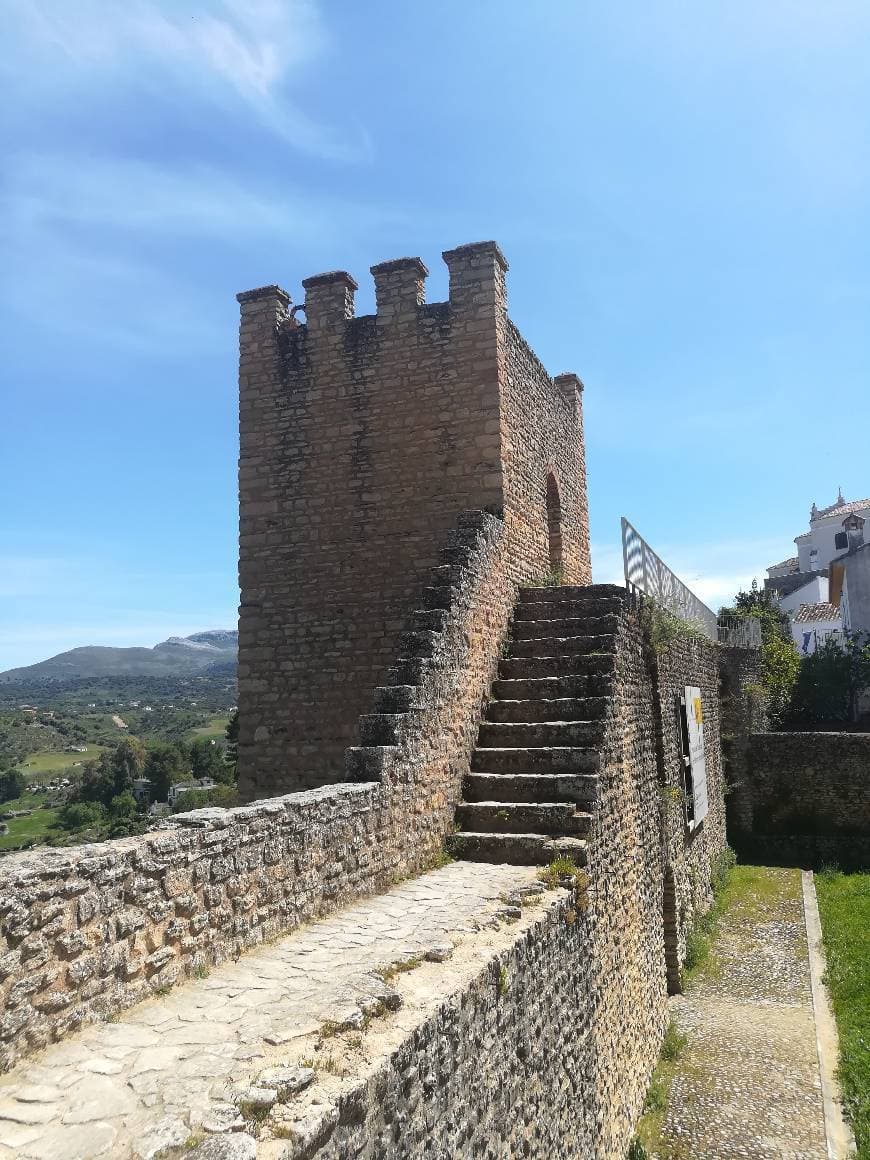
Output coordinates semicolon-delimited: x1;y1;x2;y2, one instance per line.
294;897;608;1160
735;731;870;867
0;512;516;1073
653;630;730;983
295;604;736;1160
580;602;668;1152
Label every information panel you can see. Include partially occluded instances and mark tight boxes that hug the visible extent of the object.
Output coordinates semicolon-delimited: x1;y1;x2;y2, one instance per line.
685;685;708;828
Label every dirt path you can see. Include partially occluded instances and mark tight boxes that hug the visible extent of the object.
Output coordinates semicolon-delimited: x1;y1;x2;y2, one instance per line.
650;866;837;1160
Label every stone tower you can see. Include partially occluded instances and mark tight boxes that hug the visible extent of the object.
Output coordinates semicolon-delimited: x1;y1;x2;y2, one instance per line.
236;241;591;798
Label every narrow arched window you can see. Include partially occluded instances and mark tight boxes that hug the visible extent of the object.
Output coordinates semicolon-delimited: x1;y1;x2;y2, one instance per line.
546;472;563;575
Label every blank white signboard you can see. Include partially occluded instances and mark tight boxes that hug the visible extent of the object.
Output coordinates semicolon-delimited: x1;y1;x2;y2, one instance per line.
685;685;708;828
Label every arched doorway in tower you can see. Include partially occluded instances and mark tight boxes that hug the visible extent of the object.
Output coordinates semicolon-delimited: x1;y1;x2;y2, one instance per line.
546;472;563;576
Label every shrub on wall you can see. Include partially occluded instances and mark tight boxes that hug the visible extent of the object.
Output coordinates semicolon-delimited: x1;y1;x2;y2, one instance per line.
720;582;799;727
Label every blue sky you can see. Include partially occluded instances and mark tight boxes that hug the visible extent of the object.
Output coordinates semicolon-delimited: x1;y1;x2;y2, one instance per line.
2;0;869;670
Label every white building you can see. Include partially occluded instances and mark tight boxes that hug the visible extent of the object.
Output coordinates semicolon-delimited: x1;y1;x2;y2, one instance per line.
794;490;870;574
167;777;218;808
765;490;870;653
792;603;842;655
830;513;870;638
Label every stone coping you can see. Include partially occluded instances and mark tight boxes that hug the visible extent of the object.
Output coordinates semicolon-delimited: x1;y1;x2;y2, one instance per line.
0;861;546;1160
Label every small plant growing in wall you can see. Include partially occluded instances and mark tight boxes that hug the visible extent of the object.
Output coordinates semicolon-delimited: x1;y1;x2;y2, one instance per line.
497;964;509;997
538;854;581;889
639;600;707;664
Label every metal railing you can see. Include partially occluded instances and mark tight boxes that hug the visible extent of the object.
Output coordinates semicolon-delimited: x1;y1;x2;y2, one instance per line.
621;517;758;648
717;615;762;649
621;517;719;640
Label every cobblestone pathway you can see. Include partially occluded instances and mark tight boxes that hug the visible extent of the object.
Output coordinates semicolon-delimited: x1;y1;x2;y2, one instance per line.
658;867;830;1160
0;861;538;1160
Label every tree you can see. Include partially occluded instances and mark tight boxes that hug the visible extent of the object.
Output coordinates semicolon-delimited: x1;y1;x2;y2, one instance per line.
790;632;870;724
721;580;800;726
143;743;186;803
170;783;239;813
225;710;239;781
58;801;105;832
0;769;26;803
108;792;138;822
189;738;227;783
75;738;148;807
108;738;147;798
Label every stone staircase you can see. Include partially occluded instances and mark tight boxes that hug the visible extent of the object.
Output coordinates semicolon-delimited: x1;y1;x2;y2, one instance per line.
449;583;626;866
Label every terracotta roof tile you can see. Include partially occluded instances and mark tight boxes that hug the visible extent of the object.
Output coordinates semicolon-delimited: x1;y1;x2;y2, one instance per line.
813;498;870;520
793;602;841;624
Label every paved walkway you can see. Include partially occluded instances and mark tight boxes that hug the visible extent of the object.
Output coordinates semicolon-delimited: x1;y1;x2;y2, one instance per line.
658;866;841;1160
0;861;538;1160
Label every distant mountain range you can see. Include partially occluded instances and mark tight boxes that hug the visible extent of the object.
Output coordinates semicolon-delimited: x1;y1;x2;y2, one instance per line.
0;631;238;684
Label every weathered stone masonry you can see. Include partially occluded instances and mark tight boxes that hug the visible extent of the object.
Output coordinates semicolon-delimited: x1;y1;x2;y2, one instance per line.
0;241;753;1160
734;731;870;868
0;508;517;1072
237;242;590;798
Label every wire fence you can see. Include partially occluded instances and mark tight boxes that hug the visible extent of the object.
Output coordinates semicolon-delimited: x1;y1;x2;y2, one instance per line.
621;517;760;648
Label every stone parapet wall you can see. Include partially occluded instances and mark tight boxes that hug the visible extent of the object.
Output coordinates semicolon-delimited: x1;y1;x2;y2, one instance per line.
653;631;730;982
293;605;737;1160
582;601;667;1150
0;511;517;1072
287;892;606;1160
718;644;766;840
0;787;385;1072
734;731;870;867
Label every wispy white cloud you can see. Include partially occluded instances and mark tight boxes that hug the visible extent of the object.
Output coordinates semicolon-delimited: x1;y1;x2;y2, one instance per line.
5;0;363;161
4;154;398;244
0;151;406;347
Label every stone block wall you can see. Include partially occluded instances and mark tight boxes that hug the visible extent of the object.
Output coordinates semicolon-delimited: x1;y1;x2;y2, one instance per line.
294;601;736;1160
0;511;516;1072
652;629;729;989
501;323;590;585
237;241;590;797
291;896;606;1160
581;601;668;1151
734;731;870;867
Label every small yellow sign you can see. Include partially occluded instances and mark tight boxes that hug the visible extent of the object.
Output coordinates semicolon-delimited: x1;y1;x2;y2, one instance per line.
693;697;703;724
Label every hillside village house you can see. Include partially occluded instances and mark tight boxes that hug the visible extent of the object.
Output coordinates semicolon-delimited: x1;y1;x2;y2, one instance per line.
766;490;870;651
830;512;870;637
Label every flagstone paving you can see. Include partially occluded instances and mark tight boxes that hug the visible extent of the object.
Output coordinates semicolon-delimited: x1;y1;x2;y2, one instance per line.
655;867;836;1160
0;861;539;1160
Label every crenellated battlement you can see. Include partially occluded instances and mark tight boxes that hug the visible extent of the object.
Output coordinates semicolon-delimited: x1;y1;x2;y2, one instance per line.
236;240;591;797
237;241;511;353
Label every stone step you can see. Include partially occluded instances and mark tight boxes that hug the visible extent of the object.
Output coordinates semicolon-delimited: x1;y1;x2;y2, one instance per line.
492;675;614;700
498;654;615;681
471;746;601;775
373;685;420;713
485;697;609;723
447;832;588;867
455;801;591;837
506;634;617;660
463;771;599;805
513;598;625;622
511;614;620;640
477;721;606;749
518;583;625;604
